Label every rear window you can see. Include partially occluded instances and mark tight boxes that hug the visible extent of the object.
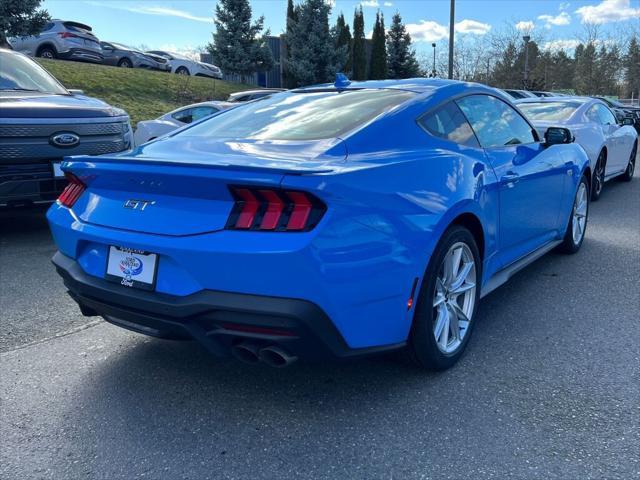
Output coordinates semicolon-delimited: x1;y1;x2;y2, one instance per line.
518;101;580;122
179;89;416;141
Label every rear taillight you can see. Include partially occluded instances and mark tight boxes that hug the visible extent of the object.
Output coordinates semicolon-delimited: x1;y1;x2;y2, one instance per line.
58;32;81;39
57;173;86;208
226;186;326;232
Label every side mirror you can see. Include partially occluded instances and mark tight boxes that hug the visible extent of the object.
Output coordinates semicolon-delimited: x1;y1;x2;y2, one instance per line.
622;117;635;126
544;127;574;146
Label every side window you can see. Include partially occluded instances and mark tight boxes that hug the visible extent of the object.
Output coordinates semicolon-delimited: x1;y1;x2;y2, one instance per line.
586;105;601;124
595;104;617;125
172;108;194;124
42;23;55;32
190;107;217;122
418;101;479;147
456;95;536;148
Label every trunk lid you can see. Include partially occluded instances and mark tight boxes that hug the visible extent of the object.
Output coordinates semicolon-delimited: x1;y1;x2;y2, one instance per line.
65;137;346;236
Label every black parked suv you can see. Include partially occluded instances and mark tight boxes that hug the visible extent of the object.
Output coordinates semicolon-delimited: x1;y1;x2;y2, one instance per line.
0;49;132;207
593;96;640;134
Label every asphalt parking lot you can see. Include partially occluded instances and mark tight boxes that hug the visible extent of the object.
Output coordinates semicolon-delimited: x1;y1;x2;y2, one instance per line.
1;164;638;480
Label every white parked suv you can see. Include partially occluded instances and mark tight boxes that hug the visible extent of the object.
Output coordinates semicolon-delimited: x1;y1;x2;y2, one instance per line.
145;50;222;79
8;20;103;63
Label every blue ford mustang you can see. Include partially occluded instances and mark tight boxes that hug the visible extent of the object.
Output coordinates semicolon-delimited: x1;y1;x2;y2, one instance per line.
47;78;591;370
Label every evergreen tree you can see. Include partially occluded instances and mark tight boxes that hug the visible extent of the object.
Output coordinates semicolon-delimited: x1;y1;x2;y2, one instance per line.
208;0;274;83
624;36;640;98
333;12;351;72
492;41;519;88
351;7;367;80
369;12;387;80
574;42;597;94
283;0;298;88
386;13;420;79
549;50;575;91
286;0;340;86
1;0;50;47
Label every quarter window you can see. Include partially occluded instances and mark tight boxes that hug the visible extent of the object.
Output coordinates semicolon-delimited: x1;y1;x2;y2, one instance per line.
419;101;479;147
456;95;536;148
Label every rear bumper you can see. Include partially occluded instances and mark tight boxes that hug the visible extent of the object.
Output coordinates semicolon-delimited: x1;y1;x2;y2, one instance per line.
52;251;403;361
0;163;66;207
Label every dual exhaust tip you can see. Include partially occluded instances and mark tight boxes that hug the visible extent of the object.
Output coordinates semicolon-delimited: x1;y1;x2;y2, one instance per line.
231;343;298;368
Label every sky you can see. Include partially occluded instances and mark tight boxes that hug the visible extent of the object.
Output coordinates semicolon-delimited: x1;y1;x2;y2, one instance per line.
41;0;640;60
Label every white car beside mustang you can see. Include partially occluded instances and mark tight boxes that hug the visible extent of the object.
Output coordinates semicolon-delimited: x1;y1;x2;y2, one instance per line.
145;50;222;79
517;97;638;200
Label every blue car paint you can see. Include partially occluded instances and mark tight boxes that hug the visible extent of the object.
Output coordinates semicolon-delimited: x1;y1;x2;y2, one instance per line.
47;79;590;350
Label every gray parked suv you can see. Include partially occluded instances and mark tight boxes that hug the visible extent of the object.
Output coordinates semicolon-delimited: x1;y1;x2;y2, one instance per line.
0;49;132;207
8;20;103;64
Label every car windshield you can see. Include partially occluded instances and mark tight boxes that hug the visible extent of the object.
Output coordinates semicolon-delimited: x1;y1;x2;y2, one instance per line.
113;43;140;52
178;89;416;141
0;51;68;95
517;101;581;122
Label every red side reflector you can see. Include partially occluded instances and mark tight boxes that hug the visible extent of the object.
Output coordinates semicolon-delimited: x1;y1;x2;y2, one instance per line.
258;189;284;230
57;173;86;208
234;188;260;229
286;191;312;230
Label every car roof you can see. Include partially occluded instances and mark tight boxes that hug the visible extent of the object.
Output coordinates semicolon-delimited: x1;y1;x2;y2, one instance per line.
298;77;460;94
516;96;592;104
229;89;286;96
165;101;234;115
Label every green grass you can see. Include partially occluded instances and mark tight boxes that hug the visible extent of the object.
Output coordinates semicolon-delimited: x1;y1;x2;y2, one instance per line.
36;59;250;126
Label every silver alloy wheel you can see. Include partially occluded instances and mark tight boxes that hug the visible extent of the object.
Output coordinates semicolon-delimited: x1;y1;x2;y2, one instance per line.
432;242;477;354
594;157;604;195
41;50;54;59
572;182;588;245
627;147;636;177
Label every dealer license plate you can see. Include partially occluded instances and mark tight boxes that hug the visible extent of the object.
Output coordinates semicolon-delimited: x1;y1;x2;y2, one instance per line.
105;246;158;291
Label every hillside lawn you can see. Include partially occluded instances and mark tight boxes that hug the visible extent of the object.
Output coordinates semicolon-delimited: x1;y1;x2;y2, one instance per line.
37;59;251;126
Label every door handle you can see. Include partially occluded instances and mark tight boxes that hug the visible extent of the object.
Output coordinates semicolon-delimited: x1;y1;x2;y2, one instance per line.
501;172;520;185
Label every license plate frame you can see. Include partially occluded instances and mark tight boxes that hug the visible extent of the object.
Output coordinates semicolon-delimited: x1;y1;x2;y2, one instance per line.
105;246;158;291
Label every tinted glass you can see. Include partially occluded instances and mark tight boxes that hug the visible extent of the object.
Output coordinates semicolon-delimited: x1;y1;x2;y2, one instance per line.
457;95;536;147
586;105;600;123
180;89;416;141
0;51;68;95
517;101;581;122
419;101;479;147
191;106;217;122
595;104;617;125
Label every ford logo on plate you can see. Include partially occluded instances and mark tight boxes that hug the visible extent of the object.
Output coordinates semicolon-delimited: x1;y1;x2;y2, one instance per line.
50;132;80;148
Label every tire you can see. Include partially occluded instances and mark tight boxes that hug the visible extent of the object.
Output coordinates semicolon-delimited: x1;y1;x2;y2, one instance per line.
591;150;606;201
118;58;133;68
175;66;190;75
37;45;57;59
619;141;637;182
558;174;589;254
405;225;482;370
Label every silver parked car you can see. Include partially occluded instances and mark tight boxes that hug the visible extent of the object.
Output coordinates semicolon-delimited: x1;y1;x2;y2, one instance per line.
8;20;103;64
100;42;170;71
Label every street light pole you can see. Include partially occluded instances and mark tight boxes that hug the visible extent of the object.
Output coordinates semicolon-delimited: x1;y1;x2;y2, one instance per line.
523;35;530;90
448;0;455;79
432;43;437;77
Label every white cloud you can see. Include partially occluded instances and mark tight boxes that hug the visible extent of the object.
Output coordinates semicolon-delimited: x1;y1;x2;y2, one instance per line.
542;39;581;51
538;11;571;28
455;19;491;35
383;1;393;6
405;18;490;42
575;0;640;24
515;21;535;32
85;2;212;23
406;20;449;42
360;0;379;7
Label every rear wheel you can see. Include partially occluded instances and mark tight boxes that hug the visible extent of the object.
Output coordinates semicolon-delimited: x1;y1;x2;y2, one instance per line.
591;150;605;201
118;58;133;68
558;175;589;254
406;226;481;370
37;45;57;59
619;141;637;182
176;66;190;75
